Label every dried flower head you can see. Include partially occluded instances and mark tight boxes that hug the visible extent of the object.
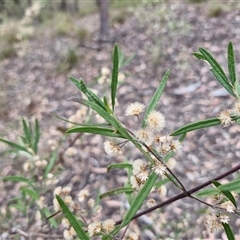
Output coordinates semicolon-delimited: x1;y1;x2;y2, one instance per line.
127;232;140;240
130;175;143;190
88;221;102;237
205;216;223;233
104;141;122;156
219;214;230;224
152;162;166;176
221;201;236;213
233;100;240;115
146;110;165;131
132;159;146;175
102;219;115;233
125;102;145;116
78;189;89;202
137;128;154;146
157;185;167;197
218;110;232;127
147;198;156;207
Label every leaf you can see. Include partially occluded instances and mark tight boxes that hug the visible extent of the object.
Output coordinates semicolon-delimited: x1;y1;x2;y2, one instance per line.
170;118;221;136
120;53;135;69
222;223;235;240
199;47;235;96
20;187;39;201
233;81;240;99
218;178;240;193
193;52;204;60
211;68;235;97
44;150;57;179
107;163;133;172
99;187;133;199
212;180;237;208
111;44;119;112
43;207;58;228
117;172;158;231
67;125;124;138
142;70;170;128
33;119;40;154
0;138;28;152
56;195;90;240
228;41;237;86
195;188;220;197
103;96;113;114
2;176;33;186
80;99;133;141
69;76;106;111
22;118;32;146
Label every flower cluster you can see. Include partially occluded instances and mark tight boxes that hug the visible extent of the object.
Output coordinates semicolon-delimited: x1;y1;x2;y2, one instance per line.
88;219;115;237
218;100;240;127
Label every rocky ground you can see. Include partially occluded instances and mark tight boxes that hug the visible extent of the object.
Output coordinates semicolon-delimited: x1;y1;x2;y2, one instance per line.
0;1;240;239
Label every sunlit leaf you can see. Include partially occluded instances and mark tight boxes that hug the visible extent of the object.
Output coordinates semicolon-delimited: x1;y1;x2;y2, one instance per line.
111;44;119;111
56;195;89;239
218;178;240;193
107;163;132;171
195;188;219;197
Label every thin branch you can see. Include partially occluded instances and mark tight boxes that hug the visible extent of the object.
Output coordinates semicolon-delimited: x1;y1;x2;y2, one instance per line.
116;163;240;225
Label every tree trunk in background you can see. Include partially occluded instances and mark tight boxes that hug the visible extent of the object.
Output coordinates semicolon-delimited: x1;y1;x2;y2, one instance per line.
96;0;110;41
0;0;4;12
28;0;32;6
60;0;67;11
74;0;79;12
13;0;20;4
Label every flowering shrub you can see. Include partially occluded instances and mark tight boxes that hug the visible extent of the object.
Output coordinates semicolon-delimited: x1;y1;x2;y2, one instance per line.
1;42;240;239
54;42;240;239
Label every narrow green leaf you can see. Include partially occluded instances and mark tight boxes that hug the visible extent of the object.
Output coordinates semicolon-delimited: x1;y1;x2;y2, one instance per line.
218;178;240;193
119;172;158;230
107;163;132;171
2;176;33;185
0;138;28;152
67;125;124;138
43;207;58;228
228;41;237;86
142;70;170;128
103;96;113;114
233;81;240;99
33;119;40;154
22;118;32;146
69;76;106;111
193;52;204;60
99;187;133;199
222;223;235;240
44;150;57;179
111;44;119;111
212;180;237;208
80;99;133;141
199;47;235;96
211;68;235;96
56;195;90;240
195;188;220;197
20;187;39;201
170;118;221;136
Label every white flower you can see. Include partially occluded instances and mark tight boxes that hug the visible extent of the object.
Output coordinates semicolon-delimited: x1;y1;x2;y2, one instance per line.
146;110;165;131
132;159;145;175
102;219;115;233
218;110;232;127
219;214;230;224
136;128;154;146
104;141;122;156
125;102;145;116
88;221;102;237
152;162;166;176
